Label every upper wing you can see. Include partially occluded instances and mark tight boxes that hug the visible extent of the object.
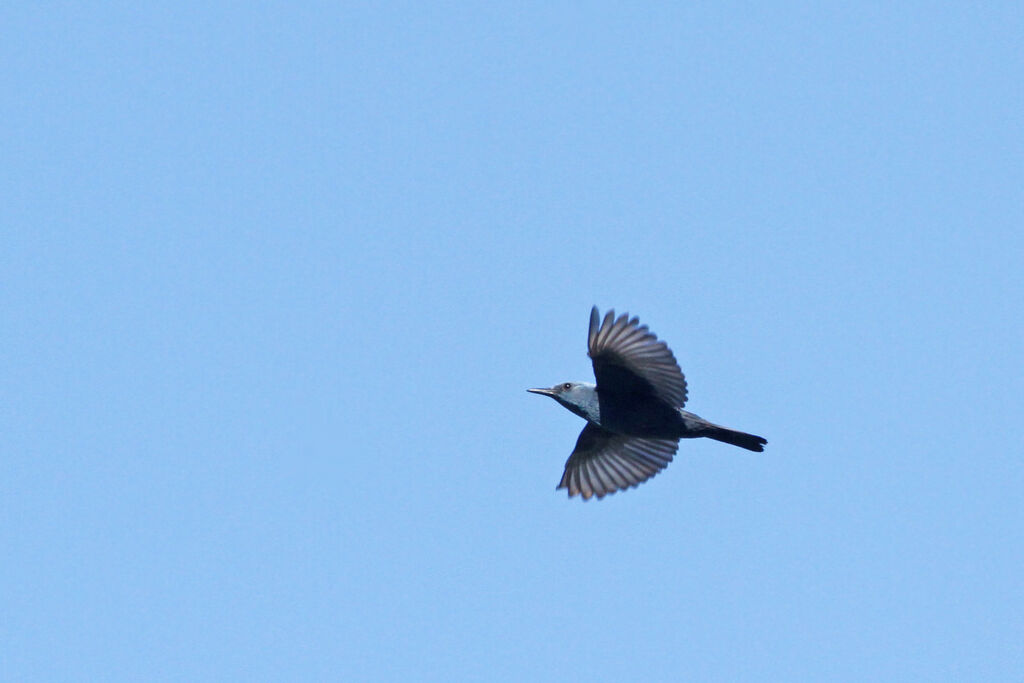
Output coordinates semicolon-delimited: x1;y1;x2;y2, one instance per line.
558;423;679;500
588;307;688;407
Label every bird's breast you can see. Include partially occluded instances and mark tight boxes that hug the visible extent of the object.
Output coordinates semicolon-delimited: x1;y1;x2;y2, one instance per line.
596;392;682;438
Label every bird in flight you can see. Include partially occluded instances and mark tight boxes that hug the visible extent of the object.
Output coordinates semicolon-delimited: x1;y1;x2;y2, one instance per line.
528;307;766;500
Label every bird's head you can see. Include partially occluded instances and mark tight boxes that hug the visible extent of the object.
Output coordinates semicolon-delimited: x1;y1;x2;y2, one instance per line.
527;381;598;421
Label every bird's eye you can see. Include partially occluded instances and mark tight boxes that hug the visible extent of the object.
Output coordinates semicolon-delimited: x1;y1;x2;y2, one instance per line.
562;383;572;391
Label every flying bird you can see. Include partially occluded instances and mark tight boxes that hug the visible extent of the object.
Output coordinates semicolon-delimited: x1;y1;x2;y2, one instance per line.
528;307;766;500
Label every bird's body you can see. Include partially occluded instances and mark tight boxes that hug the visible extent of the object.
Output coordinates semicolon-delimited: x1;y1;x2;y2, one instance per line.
529;307;766;500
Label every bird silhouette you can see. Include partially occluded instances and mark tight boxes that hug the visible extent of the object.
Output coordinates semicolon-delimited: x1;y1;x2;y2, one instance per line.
529;307;766;500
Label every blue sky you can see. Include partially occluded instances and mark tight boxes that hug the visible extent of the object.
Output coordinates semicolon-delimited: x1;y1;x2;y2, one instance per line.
3;2;1022;680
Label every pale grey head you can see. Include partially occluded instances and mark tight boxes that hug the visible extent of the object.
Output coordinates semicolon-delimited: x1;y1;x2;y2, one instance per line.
526;382;599;423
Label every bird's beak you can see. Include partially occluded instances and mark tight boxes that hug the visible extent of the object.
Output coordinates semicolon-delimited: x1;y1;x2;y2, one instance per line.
527;387;555;396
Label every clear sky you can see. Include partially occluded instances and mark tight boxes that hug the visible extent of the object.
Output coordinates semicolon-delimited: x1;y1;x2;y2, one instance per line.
3;2;1022;680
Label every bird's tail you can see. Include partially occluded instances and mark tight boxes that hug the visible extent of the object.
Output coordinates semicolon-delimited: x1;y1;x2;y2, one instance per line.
703;425;767;452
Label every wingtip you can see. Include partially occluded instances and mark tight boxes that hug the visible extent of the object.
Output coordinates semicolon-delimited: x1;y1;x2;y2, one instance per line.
557;482;595;501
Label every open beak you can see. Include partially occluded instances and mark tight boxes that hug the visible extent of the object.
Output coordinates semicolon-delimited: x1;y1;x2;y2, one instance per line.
527;387;555;396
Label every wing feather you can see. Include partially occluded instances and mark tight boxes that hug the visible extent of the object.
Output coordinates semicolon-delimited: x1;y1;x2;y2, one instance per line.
557;423;679;500
588;306;688;407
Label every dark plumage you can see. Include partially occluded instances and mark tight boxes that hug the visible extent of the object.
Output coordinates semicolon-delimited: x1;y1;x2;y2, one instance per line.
528;307;766;500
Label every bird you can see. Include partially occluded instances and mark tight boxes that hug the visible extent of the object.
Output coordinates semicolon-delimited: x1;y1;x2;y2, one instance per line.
528;306;766;500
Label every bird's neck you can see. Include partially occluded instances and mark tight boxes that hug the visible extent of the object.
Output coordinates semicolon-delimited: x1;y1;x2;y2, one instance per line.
560;394;600;423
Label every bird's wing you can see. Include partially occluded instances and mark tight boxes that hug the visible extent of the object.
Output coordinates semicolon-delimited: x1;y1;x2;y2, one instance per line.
558;423;678;500
588;307;688;407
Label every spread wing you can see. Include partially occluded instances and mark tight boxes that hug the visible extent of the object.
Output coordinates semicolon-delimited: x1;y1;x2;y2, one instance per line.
588;307;688;407
558;423;678;500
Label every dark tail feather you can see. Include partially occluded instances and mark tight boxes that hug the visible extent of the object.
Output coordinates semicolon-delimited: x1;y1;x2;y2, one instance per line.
704;426;767;452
